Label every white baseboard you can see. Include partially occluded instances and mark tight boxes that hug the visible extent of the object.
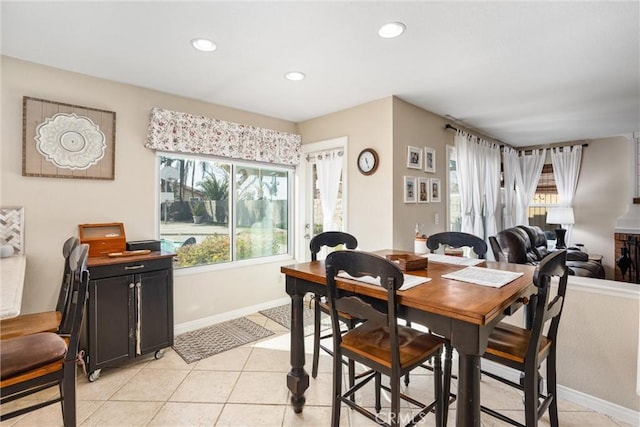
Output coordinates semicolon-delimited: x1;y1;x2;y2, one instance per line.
173;296;290;335
481;359;640;426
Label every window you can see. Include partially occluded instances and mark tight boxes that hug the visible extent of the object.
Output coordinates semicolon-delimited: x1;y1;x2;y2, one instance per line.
159;153;292;269
528;163;559;232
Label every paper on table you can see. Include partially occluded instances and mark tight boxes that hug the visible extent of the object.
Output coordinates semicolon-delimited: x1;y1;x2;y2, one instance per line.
337;272;431;291
424;253;485;266
441;266;523;288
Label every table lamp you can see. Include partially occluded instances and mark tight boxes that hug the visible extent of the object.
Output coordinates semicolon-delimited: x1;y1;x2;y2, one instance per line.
546;207;575;249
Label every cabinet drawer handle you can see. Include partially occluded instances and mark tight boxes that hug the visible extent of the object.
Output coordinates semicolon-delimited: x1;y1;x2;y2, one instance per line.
124;264;145;270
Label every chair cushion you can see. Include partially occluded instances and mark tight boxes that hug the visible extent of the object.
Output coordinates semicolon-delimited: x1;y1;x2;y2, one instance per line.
0;332;67;380
341;321;444;370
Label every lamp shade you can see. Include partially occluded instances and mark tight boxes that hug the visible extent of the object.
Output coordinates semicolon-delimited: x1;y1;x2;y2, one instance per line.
546;207;575;225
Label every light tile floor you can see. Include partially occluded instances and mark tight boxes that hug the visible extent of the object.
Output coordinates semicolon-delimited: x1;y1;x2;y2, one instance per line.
0;312;632;426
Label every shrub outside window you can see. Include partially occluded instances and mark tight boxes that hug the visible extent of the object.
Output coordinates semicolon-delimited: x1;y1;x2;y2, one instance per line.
159;154;291;269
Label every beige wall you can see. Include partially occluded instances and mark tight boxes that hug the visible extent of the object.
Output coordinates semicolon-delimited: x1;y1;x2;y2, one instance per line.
571;135;634;279
1;56;296;323
297;97;394;251
559;281;639;412
391;97;450;251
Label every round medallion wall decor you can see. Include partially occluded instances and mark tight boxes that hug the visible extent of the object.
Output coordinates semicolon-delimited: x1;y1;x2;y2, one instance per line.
35;113;106;170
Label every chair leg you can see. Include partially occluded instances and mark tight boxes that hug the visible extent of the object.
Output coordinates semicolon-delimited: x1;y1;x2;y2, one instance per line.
523;365;539;427
331;344;343;427
312;295;321;378
547;351;559;427
433;349;444;427
61;360;77;427
375;372;382;413
348;358;356;403
390;371;401;427
442;343;453;427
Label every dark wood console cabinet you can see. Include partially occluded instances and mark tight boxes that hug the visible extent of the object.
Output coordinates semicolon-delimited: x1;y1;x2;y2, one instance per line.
83;251;175;381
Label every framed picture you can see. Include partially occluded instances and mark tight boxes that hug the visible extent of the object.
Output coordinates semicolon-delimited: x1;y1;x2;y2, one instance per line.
23;96;116;180
430;178;441;203
424;147;436;173
404;176;417;203
417;178;430;203
406;146;422;169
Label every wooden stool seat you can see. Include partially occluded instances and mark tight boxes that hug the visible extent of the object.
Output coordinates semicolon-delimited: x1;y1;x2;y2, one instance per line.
485;322;552;364
342;321;444;370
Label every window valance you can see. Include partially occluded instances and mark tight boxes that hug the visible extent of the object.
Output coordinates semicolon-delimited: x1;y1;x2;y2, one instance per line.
145;107;301;166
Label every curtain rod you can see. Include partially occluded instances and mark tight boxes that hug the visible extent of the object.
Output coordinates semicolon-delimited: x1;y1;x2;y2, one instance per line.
444;123;509;148
445;123;588;152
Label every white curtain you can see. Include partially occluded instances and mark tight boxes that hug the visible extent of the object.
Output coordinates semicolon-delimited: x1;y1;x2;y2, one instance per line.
551;145;582;242
315;150;343;231
502;148;519;228
513;148;547;225
454;131;475;233
483;141;502;238
455;131;501;239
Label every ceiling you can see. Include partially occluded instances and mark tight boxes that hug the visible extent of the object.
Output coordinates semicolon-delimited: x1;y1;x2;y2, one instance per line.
2;1;638;147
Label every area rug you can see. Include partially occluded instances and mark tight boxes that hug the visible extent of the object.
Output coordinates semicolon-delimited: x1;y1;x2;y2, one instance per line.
173;317;274;364
259;303;321;336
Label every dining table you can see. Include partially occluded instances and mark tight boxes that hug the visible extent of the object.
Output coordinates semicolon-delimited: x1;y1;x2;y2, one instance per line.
281;249;536;427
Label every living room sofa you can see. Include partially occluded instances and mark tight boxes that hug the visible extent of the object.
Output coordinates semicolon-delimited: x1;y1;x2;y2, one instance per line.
494;225;605;279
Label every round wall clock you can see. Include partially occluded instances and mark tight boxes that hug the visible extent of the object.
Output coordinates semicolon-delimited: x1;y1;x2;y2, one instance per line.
357;148;379;175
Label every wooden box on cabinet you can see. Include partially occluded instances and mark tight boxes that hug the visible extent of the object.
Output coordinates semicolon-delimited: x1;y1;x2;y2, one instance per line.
82;251;175;381
79;222;126;257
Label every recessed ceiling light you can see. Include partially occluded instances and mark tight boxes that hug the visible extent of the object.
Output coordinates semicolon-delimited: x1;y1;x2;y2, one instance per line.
285;71;305;81
191;38;216;52
378;22;406;39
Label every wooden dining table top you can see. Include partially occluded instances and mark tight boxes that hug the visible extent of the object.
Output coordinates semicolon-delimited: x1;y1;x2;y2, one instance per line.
280;249;536;327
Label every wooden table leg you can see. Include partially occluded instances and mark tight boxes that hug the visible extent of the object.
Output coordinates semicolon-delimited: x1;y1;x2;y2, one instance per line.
456;353;481;427
286;291;309;413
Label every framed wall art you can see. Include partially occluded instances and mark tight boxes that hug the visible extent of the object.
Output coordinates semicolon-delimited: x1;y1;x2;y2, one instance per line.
22;96;116;180
424;147;436;173
404;176;417;203
406;146;422;170
417;178;430;203
430;178;441;203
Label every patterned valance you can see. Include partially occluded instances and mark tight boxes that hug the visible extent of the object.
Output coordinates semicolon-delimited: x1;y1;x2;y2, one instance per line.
145;107;301;166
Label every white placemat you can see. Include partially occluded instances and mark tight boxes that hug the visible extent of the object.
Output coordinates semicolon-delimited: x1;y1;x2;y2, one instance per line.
337;272;431;291
424;253;485;266
441;266;523;288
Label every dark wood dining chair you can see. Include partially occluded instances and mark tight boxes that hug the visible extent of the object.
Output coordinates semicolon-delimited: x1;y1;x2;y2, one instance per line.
426;231;488;259
480;249;569;427
0;243;90;427
309;231;358;380
0;236;80;340
325;250;447;427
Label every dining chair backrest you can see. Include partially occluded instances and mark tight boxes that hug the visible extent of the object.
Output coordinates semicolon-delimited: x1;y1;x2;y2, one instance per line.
427;231;488;259
324;250;404;364
528;249;569;365
309;231;358;261
56;236;80;334
488;236;507;262
64;244;90;356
